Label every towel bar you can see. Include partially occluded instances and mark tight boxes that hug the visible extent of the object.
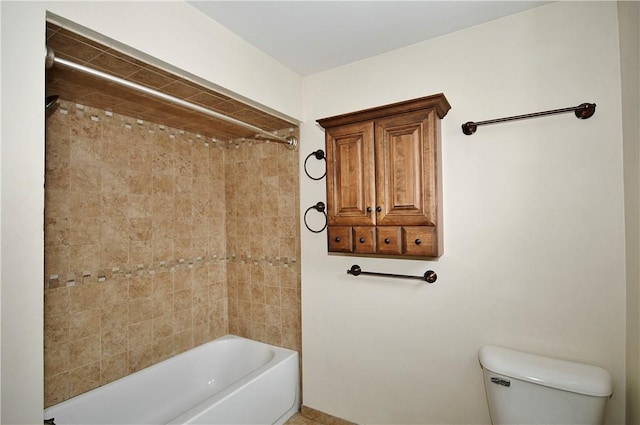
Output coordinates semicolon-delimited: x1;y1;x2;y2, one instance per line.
347;264;437;283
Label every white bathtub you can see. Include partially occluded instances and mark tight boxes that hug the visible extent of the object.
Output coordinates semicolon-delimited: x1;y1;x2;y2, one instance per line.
44;335;300;424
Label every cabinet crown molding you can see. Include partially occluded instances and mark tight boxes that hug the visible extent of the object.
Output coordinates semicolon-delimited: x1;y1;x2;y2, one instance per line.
317;93;451;129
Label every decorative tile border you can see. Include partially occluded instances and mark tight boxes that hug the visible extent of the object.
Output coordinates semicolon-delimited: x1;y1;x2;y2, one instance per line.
46;253;298;289
56;102;294;148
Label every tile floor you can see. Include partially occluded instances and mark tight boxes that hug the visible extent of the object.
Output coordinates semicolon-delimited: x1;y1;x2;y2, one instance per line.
285;413;325;425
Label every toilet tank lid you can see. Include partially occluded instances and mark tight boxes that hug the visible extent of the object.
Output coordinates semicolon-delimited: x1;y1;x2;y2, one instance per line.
479;345;612;397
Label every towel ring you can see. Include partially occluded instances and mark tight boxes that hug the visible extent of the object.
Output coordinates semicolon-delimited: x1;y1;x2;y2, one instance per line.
304;201;327;233
304;149;326;180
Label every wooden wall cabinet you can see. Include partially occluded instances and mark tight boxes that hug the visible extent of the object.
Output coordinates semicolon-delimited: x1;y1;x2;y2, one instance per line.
317;94;450;258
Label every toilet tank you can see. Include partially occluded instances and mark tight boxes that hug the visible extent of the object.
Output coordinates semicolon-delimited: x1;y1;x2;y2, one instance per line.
479;345;612;425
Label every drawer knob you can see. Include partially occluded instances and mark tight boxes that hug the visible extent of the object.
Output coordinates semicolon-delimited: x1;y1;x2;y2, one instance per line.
415;239;422;245
384;238;391;244
359;237;365;243
376;206;382;212
335;237;341;242
366;206;372;213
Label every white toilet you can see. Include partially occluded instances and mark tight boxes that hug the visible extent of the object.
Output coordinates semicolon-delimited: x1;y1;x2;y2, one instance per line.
479;345;613;424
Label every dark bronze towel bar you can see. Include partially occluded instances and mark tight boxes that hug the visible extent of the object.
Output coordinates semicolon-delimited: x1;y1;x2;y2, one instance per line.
304;202;327;233
304;149;326;180
347;264;437;283
462;102;596;135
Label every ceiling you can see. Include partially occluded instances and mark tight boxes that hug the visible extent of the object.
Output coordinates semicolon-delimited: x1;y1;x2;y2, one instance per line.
187;1;551;76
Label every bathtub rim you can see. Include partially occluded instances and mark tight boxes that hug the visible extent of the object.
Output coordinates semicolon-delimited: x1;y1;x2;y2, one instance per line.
167;337;300;424
44;334;300;424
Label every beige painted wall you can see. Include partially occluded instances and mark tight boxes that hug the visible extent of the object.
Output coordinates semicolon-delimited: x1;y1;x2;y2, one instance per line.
301;2;627;423
619;1;640;423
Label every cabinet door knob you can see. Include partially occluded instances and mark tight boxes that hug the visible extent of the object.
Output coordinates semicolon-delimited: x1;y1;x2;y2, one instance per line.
384;238;391;244
415;239;422;245
359;237;365;243
334;237;341;242
366;207;372;213
376;206;382;212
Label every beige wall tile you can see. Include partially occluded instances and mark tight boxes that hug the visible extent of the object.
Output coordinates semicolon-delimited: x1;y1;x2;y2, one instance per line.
265;305;281;327
152;291;174;318
128;344;153;373
69;217;101;246
45;287;69;317
174;329;193;354
45;372;69;407
252;303;266;324
101;329;128;358
101;352;128;385
129;240;153;265
153;336;174;362
101;304;128;337
129;320;152;348
127;194;152;218
152;315;174;340
129;297;153;324
45;343;70;377
69;335;100;367
70;136;101;166
69;190;102;217
102;192;128;217
70;244;101;273
174;289;192;312
46;188;71;218
266;325;282;347
69;308;100;339
128;274;152;299
45;245;70;278
194;322;212;346
173;268;192;291
44;314;69;348
101;281;128;307
174;309;192;333
45;162;70;190
69;283;101;313
101;240;129;268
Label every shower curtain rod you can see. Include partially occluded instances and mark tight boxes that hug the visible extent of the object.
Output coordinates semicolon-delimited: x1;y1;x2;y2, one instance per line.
45;47;298;150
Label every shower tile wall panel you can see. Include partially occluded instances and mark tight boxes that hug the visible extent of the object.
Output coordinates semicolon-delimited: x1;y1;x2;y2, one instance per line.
224;141;301;352
44;101;301;407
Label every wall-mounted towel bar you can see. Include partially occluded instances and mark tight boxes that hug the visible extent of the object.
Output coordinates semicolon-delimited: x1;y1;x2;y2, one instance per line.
304;149;326;180
304;202;327;233
347;265;437;283
462;102;596;135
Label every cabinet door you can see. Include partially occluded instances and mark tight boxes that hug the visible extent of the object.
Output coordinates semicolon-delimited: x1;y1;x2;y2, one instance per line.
375;109;438;227
325;122;376;226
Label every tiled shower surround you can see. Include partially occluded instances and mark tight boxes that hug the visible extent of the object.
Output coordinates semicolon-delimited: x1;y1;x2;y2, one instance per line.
44;100;301;407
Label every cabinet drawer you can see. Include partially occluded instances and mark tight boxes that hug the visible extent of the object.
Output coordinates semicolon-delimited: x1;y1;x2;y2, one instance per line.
353;227;376;254
328;226;353;253
376;227;402;255
403;226;438;257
